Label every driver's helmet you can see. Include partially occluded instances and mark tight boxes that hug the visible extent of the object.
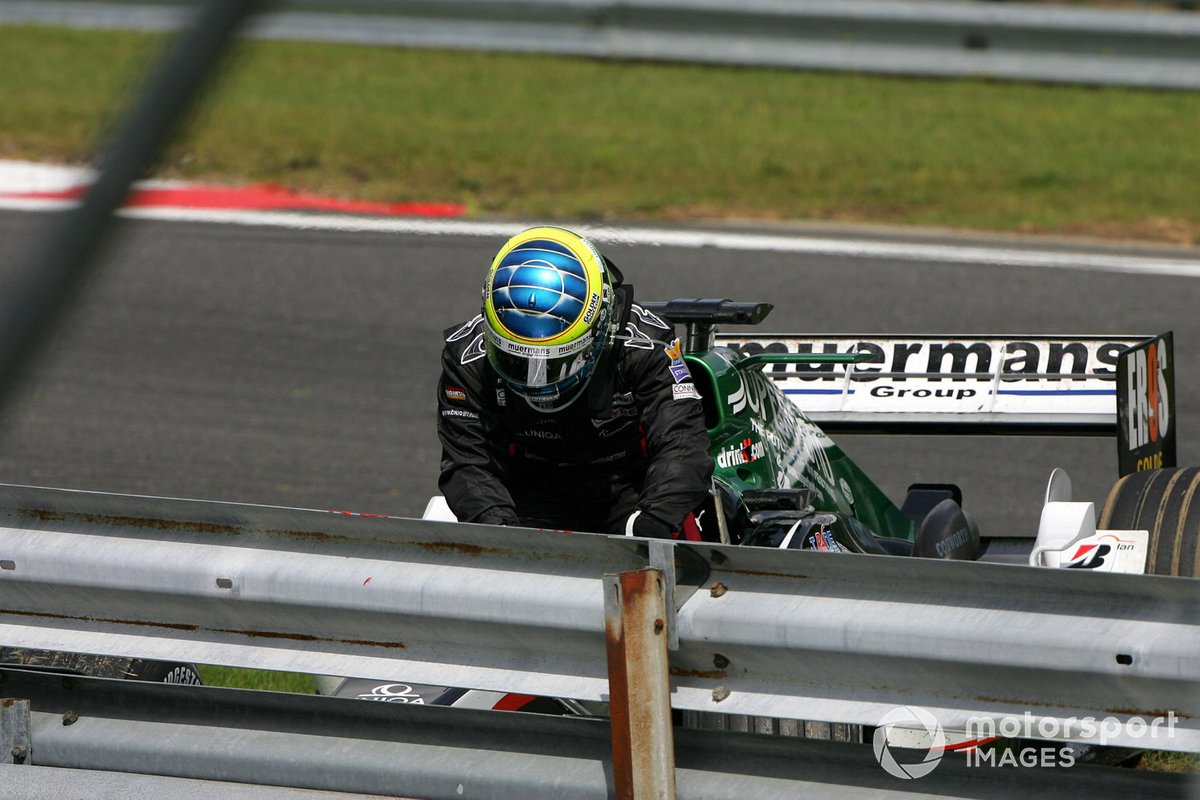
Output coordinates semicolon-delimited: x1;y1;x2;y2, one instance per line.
482;226;616;409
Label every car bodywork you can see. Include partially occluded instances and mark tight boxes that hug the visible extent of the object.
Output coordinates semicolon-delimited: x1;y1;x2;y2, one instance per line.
641;299;1174;570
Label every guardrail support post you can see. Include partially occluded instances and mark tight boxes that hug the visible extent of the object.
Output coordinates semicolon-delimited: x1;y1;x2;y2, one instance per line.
1;698;32;765
604;568;675;800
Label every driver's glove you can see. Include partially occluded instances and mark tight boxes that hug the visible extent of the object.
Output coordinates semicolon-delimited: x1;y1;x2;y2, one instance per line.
624;509;674;539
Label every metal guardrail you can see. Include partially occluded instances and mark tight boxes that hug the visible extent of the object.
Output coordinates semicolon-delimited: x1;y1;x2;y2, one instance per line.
0;764;370;800
1;0;1199;89
1;668;1194;799
0;484;1197;754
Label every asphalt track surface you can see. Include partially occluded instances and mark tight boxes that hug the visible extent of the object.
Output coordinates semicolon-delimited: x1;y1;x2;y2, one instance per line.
0;207;1197;538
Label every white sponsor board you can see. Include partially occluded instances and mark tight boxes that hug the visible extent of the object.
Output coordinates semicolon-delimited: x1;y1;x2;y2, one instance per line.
717;335;1148;429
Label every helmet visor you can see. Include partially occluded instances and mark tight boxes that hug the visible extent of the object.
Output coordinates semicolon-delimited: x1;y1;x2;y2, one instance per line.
485;325;600;398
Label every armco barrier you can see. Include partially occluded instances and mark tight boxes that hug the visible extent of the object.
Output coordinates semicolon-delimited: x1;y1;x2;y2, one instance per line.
0;484;1196;754
2;0;1200;89
1;668;1194;799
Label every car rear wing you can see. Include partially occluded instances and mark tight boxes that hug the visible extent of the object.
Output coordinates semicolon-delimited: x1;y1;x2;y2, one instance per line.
715;332;1176;476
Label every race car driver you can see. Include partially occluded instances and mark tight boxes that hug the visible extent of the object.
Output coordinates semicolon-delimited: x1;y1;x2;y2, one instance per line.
436;225;713;538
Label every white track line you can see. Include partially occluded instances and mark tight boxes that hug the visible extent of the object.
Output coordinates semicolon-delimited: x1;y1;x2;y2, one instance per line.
2;196;1199;278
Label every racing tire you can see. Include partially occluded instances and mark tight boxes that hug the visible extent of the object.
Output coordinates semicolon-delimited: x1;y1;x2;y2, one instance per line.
1099;467;1200;577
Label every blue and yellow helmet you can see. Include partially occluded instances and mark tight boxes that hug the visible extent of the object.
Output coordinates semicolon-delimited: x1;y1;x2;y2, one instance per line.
482;226;615;406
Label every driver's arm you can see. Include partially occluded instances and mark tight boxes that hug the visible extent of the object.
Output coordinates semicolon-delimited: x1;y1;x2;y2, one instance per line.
436;323;520;527
626;331;713;536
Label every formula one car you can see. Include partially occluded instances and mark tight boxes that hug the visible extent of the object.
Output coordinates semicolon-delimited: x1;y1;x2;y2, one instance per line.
631;298;1190;578
421;297;1187;578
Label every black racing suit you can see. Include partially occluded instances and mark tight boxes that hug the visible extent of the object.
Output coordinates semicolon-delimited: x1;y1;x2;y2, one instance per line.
437;303;713;536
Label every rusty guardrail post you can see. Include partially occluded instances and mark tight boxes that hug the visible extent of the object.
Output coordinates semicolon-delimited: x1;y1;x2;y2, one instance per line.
604;568;675;800
1;698;32;765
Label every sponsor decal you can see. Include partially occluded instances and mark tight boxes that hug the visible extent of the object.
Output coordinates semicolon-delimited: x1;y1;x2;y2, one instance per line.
934;526;972;558
517;429;564;441
162;666;202;685
581;291;601;324
1064;543;1110;569
1062;533;1141;571
728;373;838;496
496;387;506;407
665;338;691;383
673;383;701;401
355;683;427;703
487;326;593;358
1044;531;1147;572
723;335;1151;421
871;386;977;400
444;386;467;402
807;528;842;552
728;377;748;414
1118;333;1174;475
838;477;855;506
727;337;1129;383
441;409;479;420
716;437;766;469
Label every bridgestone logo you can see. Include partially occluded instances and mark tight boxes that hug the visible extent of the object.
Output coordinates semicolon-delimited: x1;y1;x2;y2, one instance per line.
163;666;202;685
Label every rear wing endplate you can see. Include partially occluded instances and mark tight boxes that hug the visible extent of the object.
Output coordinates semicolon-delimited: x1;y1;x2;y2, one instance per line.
1116;333;1175;475
715;333;1175;476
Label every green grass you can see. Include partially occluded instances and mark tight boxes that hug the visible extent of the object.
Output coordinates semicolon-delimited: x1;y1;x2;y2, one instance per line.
3;24;1198;244
1141;750;1200;772
197;664;318;694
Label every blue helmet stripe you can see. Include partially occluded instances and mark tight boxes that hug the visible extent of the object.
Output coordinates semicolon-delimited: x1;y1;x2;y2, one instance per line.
499;245;587;280
495;308;570;339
